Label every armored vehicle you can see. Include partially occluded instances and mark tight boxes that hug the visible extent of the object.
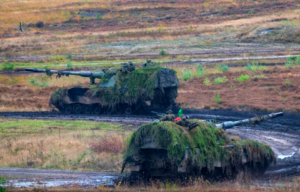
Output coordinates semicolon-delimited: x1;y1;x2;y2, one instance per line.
25;62;179;115
122;112;283;179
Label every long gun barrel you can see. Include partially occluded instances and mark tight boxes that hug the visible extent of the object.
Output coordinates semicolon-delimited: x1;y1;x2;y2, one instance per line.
25;68;104;85
215;112;283;130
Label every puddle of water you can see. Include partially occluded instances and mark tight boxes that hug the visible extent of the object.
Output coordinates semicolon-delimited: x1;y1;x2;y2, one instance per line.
277;152;295;159
2;176;118;188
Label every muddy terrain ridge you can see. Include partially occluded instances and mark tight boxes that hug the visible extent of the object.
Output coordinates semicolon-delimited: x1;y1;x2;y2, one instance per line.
1;109;300;188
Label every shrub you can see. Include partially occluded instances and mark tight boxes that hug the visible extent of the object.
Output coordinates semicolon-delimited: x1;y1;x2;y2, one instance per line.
36;21;44;28
204;77;211;85
29;77;49;87
235;74;250;82
159;50;167;56
182;69;193;81
245;63;266;72
49;55;66;62
285;61;293;68
2;62;14;70
66;61;73;69
90;136;125;154
248;8;254;14
216;65;229;72
296;56;300;65
0;177;6;192
287;56;297;62
286;79;291;84
96;14;102;19
66;54;72;60
213;76;228;84
213;93;221;104
195;64;205;77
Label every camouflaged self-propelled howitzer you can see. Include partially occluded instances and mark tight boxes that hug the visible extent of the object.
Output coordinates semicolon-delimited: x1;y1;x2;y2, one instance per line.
122;112;283;179
25;63;179;114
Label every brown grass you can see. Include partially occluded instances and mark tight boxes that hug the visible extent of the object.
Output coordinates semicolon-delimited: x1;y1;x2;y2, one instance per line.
177;64;300;113
89;134;126;154
0;119;129;172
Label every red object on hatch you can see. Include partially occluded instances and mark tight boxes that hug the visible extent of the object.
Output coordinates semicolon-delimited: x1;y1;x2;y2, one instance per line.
174;117;181;122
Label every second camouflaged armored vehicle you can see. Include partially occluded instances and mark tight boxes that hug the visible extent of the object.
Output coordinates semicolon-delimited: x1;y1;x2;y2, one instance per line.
25;62;179;115
122;112;283;179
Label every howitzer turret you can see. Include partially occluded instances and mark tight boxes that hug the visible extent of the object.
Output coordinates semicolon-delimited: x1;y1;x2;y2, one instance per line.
24;63;179;115
214;112;283;130
122;112;283;179
25;68;104;85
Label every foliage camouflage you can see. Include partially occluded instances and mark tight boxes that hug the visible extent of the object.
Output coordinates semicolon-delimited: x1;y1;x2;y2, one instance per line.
49;66;177;108
124;120;275;173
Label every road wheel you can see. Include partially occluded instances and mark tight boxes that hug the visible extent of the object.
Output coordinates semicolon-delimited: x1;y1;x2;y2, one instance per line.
124;106;132;115
116;105;123;114
93;105;102;114
106;106;115;114
73;104;82;114
64;104;72;114
82;105;92;114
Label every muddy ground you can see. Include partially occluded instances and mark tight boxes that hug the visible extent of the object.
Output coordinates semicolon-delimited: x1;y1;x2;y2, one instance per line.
1;109;300;188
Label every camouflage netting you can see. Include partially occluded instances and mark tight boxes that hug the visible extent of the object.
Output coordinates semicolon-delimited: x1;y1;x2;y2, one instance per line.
49;87;68;108
91;66;172;106
124;121;275;172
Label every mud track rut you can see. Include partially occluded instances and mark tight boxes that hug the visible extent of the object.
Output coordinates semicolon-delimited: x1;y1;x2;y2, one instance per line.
1;109;300;186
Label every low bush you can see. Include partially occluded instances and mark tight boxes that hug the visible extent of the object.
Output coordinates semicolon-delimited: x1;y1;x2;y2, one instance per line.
66;61;73;69
195;64;205;77
216;65;229;72
204;77;211;85
235;74;250;82
182;69;193;81
296;56;300;65
213;76;228;84
29;77;49;87
49;55;66;63
244;63;266;72
213;93;221;104
96;14;102;19
2;62;14;70
159;50;168;56
285;61;294;68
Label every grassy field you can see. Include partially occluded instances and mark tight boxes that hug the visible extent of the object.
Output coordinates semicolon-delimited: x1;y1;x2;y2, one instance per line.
1;56;300;113
0;0;300;63
0;119;133;172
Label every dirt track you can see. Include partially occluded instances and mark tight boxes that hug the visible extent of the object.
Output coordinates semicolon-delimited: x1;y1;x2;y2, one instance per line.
1;109;300;187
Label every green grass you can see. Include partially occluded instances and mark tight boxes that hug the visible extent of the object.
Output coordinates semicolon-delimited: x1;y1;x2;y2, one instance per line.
195;64;205;77
286;79;292;84
204;77;211;86
66;61;73;69
29;77;50;87
182;69;193;81
244;62;266;72
213;76;228;84
213;92;221;104
0;119;123;136
216;65;229;72
2;62;14;70
285;61;294;68
235;74;250;82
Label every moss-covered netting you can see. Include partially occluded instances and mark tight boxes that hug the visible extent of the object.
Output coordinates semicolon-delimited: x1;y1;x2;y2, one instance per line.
124;121;275;171
92;66;166;106
49;87;68;108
